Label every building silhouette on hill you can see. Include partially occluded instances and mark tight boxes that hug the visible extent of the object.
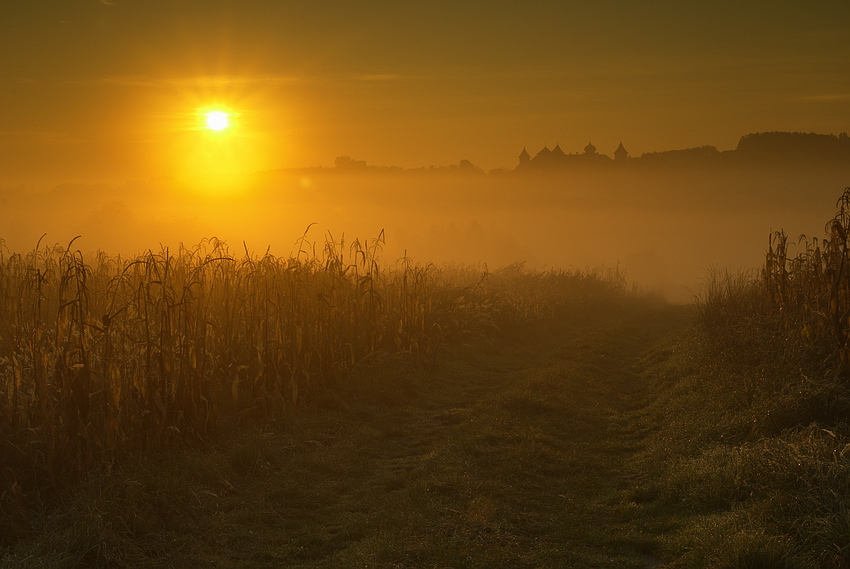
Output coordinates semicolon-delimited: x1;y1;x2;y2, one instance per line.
517;141;628;169
614;142;628;162
516;132;850;170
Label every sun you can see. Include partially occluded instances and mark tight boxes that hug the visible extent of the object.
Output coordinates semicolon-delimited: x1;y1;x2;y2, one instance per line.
205;111;230;131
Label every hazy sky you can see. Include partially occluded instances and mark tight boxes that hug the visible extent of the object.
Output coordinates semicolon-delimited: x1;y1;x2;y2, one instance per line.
2;0;849;183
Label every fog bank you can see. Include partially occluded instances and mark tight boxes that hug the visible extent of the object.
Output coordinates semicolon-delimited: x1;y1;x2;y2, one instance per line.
1;164;847;303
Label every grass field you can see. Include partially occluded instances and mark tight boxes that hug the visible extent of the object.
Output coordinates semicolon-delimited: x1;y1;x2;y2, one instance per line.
3;291;684;568
4;189;850;567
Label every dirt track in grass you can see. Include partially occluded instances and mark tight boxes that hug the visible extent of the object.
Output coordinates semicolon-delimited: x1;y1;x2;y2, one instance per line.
6;300;691;568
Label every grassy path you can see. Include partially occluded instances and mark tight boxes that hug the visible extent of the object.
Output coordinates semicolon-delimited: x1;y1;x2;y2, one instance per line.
7;301;691;568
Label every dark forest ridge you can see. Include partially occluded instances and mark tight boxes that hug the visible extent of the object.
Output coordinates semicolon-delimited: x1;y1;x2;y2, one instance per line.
283;131;850;175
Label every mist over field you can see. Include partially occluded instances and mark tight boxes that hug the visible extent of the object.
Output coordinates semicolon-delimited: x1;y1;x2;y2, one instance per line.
2;162;846;302
7;0;850;563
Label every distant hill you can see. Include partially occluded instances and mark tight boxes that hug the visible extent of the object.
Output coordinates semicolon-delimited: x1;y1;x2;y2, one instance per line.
515;131;850;171
264;131;850;175
734;131;850;163
637;145;722;165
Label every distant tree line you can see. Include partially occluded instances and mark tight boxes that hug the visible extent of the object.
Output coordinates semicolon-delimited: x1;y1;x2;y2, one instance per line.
516;131;850;171
734;131;850;163
637;145;721;165
267;131;850;177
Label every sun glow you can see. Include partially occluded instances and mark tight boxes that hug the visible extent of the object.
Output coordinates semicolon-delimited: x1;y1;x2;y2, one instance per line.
170;105;261;195
157;92;285;193
205;111;230;131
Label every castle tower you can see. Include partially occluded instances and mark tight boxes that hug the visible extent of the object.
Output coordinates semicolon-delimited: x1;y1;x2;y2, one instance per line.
584;141;597;155
614;141;628;162
551;143;566;158
519;147;531;167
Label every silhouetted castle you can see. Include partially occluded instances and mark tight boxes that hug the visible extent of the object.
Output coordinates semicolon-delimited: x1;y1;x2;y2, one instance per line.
517;141;629;169
516;132;850;170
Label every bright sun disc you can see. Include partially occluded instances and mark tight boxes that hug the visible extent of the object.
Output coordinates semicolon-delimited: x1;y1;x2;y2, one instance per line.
205;111;230;131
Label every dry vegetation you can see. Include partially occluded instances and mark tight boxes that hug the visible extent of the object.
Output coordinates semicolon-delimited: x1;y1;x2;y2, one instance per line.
6;189;850;567
652;186;850;566
763;187;850;376
0;228;626;538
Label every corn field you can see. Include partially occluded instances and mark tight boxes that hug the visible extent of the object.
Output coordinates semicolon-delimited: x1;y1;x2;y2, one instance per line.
0;230;625;493
764;186;850;374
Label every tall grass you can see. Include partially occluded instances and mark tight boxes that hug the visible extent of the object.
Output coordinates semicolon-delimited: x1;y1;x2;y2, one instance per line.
696;187;850;385
682;186;850;565
762;187;850;377
0;233;433;486
0;230;628;520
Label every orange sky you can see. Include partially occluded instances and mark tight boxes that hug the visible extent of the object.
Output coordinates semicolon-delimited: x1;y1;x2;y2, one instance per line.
1;1;849;184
